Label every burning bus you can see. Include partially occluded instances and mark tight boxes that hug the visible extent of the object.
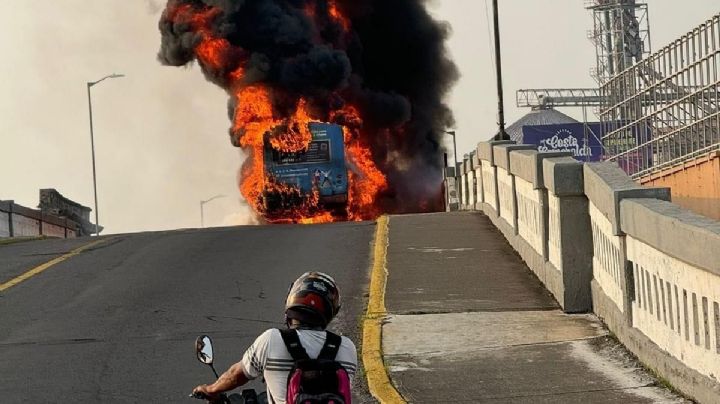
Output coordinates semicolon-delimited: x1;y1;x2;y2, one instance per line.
158;1;458;223
261;123;348;217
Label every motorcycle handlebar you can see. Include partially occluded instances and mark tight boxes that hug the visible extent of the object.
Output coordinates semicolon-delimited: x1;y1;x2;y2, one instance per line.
189;391;229;403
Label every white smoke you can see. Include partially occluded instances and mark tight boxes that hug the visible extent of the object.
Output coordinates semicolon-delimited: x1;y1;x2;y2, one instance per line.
222;202;261;226
146;0;165;14
222;153;261;226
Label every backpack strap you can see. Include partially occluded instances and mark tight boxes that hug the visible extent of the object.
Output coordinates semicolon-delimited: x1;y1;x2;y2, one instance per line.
317;331;342;361
279;329;310;361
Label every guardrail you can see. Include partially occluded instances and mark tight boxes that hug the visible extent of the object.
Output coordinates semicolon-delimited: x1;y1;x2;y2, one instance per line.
461;140;720;403
0;200;78;239
622;199;720;384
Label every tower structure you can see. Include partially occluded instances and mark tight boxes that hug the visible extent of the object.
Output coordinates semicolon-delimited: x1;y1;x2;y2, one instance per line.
515;1;653;164
586;0;652;86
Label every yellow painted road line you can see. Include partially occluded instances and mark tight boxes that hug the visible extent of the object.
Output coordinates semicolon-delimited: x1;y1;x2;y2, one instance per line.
0;238;110;292
362;216;406;404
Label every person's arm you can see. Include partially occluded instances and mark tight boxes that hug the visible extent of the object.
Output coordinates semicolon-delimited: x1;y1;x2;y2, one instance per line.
193;329;273;400
192;362;250;399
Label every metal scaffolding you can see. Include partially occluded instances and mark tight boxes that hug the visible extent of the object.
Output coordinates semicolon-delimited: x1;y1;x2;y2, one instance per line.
587;0;652;86
515;1;652;133
516;89;602;109
599;13;720;177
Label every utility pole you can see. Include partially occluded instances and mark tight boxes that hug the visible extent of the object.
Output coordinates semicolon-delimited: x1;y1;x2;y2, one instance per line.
492;0;509;140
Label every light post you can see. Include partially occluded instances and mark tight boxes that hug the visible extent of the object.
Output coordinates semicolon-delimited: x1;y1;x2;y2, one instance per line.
87;73;124;236
200;195;226;228
492;0;510;140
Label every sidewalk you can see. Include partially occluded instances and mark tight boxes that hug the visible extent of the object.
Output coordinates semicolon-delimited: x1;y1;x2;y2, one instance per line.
380;212;688;403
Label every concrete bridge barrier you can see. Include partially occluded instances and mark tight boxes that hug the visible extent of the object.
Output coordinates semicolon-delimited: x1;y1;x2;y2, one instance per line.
460;160;467;210
477;140;513;216
598;196;720;403
494;144;536;232
0;200;78;239
473;149;483;210
584;162;671;319
464;140;720;402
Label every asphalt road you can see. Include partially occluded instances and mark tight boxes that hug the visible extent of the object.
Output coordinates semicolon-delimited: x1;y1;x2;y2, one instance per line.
0;222;375;403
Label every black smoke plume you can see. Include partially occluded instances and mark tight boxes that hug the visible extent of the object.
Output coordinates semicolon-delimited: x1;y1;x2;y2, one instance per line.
158;0;458;213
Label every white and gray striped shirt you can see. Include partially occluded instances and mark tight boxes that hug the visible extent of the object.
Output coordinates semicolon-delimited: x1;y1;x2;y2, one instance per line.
240;328;358;403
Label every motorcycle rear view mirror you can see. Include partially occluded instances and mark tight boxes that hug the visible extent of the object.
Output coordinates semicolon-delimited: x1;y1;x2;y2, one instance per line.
195;335;214;365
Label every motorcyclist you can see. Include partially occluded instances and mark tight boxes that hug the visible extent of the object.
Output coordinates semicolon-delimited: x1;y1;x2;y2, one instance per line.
192;272;358;403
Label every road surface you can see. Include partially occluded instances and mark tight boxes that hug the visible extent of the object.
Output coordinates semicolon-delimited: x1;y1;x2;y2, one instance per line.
0;222;374;402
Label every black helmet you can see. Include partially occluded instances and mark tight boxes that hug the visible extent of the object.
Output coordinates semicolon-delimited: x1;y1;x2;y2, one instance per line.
285;272;341;328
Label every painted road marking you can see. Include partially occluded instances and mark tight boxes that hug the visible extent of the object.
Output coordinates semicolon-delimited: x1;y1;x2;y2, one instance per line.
0;238;110;292
362;216;406;404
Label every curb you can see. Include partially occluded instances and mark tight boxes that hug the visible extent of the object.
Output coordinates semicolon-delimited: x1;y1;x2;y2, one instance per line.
0;236;50;246
362;216;405;403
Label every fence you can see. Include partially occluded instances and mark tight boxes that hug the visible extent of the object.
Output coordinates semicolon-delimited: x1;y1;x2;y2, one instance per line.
600;14;720;178
464;139;720;403
0;200;79;239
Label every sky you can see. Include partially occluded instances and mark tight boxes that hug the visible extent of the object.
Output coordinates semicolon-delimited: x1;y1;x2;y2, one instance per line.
1;1;717;234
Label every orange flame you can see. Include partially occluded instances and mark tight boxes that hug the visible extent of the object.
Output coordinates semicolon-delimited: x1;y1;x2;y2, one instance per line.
328;1;351;32
268;99;314;153
170;2;387;224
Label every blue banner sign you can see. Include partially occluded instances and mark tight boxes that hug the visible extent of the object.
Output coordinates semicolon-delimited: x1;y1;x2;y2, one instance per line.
521;123;603;162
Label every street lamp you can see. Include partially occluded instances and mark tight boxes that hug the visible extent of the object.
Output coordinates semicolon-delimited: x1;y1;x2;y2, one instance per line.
491;0;510;140
87;73;124;236
200;194;227;228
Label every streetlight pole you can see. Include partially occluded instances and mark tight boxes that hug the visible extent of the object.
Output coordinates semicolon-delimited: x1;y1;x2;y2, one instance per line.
492;0;510;140
200;194;227;228
87;73;124;236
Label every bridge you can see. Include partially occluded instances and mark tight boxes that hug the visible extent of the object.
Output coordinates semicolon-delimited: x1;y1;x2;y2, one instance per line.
1;142;718;402
2;4;718;402
443;139;720;403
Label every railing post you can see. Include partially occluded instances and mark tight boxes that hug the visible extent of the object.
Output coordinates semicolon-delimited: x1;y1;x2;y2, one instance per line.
543;156;593;312
474;147;484;210
8;201;14;237
493;143;535;234
584;162;672;326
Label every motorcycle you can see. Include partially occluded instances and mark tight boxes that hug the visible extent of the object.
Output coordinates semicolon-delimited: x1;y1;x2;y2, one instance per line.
190;335;269;404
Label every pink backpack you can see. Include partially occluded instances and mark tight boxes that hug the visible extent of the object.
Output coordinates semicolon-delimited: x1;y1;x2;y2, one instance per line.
279;330;352;404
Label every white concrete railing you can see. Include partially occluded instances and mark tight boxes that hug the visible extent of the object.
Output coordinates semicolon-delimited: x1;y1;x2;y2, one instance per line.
481;160;497;212
474;165;484;208
547;194;562;270
466;140;720;402
468;170;477;208
515;177;544;257
589;202;626;314
619;197;720;394
628;235;720;380
458;154;478;210
460;171;468;209
496;167;514;228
